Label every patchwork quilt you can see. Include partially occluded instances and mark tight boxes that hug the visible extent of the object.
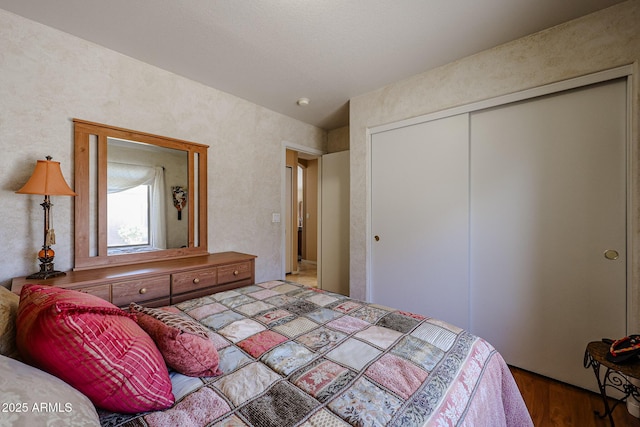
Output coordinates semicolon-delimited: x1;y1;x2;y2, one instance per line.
99;280;532;427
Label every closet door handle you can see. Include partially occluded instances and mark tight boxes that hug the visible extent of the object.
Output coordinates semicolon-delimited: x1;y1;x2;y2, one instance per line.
604;249;619;260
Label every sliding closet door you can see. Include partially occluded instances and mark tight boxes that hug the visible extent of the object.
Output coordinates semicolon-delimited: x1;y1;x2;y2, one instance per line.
371;114;470;328
470;79;627;391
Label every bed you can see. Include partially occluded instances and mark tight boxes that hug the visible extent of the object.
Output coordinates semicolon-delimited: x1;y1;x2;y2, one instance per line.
1;280;532;426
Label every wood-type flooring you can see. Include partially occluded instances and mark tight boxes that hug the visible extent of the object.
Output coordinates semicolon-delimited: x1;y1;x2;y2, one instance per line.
511;366;640;426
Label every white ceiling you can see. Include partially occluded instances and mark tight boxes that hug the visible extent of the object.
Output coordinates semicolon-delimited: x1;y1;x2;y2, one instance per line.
0;0;625;130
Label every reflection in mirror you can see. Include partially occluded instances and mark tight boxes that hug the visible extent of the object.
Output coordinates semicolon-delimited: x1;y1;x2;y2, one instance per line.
106;138;188;254
74;119;208;270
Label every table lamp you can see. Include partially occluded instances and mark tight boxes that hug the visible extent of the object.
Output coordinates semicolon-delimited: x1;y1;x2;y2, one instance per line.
16;156;77;279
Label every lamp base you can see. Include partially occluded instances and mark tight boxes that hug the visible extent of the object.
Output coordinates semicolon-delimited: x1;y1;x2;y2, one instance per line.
26;259;66;280
26;270;66;280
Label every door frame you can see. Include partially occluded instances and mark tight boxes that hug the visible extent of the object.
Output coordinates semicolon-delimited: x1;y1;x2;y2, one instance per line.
366;64;635;331
281;141;325;282
285;165;293;274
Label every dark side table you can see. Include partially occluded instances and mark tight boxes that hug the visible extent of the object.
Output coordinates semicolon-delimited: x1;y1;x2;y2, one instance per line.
584;341;640;426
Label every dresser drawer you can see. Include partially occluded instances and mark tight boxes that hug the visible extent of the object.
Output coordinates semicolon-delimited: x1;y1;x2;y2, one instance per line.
218;261;252;284
111;276;170;307
78;284;112;302
172;267;218;296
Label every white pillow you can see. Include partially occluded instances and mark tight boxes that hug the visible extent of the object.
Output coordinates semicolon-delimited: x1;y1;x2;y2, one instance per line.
0;354;100;426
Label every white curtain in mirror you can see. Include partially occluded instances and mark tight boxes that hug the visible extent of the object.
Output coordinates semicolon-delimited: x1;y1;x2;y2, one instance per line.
107;162;167;249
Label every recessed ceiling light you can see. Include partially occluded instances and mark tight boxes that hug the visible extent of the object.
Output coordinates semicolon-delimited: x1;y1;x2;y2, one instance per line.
296;97;310;106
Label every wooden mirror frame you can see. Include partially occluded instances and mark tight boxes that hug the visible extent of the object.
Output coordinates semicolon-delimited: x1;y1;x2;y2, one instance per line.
73;119;209;270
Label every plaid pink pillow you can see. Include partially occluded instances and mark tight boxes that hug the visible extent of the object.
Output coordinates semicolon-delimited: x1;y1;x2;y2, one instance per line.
16;284;174;413
130;302;222;377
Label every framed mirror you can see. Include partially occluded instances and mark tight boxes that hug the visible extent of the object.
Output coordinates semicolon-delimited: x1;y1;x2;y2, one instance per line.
73;119;209;270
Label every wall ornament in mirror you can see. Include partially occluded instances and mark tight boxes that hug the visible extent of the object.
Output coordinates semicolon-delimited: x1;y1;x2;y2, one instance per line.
172;186;187;220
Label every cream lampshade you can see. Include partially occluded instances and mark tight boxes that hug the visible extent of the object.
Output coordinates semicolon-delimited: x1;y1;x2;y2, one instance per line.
16;156;77;279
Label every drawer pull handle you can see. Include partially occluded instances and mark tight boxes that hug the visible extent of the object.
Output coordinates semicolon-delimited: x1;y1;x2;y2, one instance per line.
233;270;239;276
193;278;200;284
139;288;147;295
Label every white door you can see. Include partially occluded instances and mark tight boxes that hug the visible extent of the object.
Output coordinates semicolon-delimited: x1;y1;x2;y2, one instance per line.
321;151;350;296
371;114;470;328
470;79;627;391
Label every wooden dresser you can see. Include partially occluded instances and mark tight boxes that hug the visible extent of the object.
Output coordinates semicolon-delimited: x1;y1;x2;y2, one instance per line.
11;252;256;307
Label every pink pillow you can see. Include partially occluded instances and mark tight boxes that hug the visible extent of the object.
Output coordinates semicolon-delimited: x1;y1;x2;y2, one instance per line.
129;303;222;377
16;284;174;413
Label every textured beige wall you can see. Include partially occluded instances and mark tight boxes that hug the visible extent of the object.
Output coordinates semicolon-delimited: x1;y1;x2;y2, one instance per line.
327;125;350;153
0;9;326;287
349;0;640;319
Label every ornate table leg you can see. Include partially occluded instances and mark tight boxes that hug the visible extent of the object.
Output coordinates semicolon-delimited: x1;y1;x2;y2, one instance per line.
584;349;616;426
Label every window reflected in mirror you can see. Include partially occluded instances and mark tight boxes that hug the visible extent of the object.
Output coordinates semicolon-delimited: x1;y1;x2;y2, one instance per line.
108;185;150;250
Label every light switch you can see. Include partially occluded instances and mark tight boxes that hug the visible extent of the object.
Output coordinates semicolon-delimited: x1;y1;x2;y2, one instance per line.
272;213;281;223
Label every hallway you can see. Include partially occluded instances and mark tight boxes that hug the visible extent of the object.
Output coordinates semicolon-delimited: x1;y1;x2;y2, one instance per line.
286;260;317;288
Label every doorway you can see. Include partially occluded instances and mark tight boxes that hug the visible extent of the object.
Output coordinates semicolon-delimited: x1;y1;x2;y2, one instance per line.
285;148;319;287
282;143;350;295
